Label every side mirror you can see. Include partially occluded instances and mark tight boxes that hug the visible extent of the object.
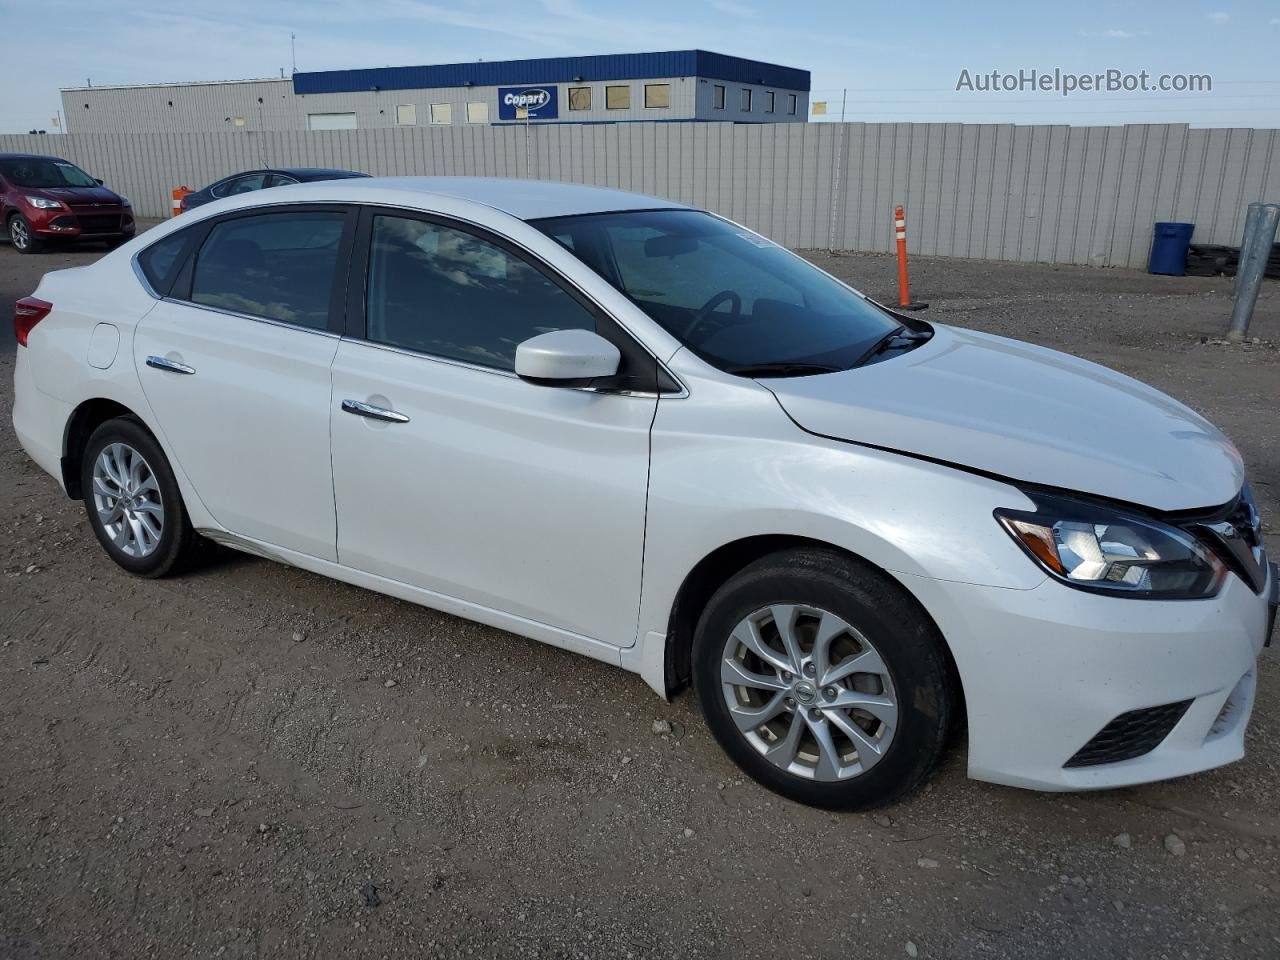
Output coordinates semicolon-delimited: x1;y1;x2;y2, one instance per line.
515;329;620;387
94;178;104;185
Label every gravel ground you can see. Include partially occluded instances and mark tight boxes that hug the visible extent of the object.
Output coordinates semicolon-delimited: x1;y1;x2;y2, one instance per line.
1;230;1278;960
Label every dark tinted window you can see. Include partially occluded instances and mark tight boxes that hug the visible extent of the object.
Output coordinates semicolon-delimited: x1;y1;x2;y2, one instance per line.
137;228;193;295
190;212;345;329
210;173;268;198
532;209;900;373
366;215;595;370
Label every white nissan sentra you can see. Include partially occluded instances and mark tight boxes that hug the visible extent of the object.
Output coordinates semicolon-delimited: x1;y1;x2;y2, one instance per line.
11;177;1276;809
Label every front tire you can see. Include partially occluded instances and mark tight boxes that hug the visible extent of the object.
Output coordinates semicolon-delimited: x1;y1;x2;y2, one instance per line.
693;548;955;810
8;214;44;253
80;418;203;577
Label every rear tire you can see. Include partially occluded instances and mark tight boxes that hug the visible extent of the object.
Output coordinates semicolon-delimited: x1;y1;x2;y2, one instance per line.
692;547;955;810
8;214;43;254
80;417;204;578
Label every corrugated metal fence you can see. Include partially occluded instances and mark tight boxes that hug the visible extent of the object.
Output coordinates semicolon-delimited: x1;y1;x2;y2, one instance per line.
2;123;1276;268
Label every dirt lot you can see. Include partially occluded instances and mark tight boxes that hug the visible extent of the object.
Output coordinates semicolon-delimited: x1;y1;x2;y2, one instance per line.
1;230;1277;960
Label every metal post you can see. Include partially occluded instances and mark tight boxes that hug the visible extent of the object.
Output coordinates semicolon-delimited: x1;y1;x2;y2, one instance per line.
1227;202;1279;340
1234;202;1265;299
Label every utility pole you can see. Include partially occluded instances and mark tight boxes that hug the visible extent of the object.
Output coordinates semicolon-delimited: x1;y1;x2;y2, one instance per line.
840;87;847;123
291;33;297;74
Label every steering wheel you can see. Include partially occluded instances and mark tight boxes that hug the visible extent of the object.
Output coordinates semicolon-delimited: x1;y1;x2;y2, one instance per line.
683;290;742;341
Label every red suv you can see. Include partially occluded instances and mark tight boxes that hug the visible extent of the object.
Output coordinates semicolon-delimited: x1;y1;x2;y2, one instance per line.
0;153;135;254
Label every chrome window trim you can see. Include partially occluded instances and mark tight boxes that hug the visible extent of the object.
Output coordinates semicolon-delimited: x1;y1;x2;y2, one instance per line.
160;297;341;339
131;255;162;299
338;334;685;400
356;201;688;399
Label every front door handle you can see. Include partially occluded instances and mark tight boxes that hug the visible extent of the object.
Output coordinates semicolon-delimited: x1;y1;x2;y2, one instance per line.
145;355;196;375
341;399;410;424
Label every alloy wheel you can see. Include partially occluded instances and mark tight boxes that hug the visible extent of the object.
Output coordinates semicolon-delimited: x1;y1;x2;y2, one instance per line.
92;442;165;558
720;604;899;781
10;218;30;251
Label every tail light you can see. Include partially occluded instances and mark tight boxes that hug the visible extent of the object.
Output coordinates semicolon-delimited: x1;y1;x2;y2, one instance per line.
15;297;52;347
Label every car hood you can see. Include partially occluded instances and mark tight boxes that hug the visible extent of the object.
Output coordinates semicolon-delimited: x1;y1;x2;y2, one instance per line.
764;324;1243;512
29;185;122;205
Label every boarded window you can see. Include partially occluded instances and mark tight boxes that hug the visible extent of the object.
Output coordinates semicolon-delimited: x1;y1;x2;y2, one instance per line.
430;103;452;124
395;104;416;125
713;85;725;109
788;94;797;115
644;83;670;109
605;85;630;110
569;86;592;110
765;91;775;113
740;88;752;111
306;113;356;130
466;101;488;123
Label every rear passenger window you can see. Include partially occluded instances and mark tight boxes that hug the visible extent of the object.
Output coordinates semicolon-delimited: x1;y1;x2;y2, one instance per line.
366;215;595;370
137;228;194;296
189;212;346;329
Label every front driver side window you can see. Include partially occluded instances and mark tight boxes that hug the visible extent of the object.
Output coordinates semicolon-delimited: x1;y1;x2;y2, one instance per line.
366;215;595;370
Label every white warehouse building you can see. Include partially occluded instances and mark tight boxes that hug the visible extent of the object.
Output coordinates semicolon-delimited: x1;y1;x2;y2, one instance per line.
61;50;811;134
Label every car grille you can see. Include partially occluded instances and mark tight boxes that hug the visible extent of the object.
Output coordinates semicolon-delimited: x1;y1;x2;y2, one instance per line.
1064;699;1193;768
73;212;124;234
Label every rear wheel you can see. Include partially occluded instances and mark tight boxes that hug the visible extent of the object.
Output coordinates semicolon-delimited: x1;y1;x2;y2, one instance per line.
693;547;955;810
8;214;43;253
80;418;203;577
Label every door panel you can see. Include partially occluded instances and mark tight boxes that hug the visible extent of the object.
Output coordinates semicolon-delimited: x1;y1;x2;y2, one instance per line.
134;302;340;559
331;342;655;648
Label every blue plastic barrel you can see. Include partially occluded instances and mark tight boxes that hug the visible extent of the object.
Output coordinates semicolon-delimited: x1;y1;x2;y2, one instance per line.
1148;222;1195;276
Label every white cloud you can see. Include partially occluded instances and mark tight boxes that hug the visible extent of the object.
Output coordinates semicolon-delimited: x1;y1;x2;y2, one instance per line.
1103;28;1134;39
1271;17;1280;25
1207;11;1230;24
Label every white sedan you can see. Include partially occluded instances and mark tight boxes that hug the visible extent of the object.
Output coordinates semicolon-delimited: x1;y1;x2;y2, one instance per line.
11;177;1275;809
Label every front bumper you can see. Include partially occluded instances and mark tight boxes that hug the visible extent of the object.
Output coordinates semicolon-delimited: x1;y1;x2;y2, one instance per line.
897;562;1273;792
27;205;134;239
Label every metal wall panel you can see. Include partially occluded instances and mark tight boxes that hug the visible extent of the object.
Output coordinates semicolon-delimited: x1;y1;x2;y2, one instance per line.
3;123;1277;268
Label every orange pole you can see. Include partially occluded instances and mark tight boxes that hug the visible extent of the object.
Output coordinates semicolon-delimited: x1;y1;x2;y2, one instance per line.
894;204;911;308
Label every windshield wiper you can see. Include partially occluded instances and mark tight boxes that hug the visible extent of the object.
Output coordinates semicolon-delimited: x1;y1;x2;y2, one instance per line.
849;326;931;368
726;362;844;378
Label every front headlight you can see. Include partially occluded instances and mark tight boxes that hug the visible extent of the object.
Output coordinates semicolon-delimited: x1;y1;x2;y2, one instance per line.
995;492;1226;599
119;196;131;208
25;196;62;209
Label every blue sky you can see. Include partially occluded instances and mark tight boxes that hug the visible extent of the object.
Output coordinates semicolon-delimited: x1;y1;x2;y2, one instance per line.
3;0;1278;132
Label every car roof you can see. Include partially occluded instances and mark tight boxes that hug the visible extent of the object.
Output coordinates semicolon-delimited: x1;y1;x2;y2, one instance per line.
319;176;687;220
0;153;69;162
276;167;369;179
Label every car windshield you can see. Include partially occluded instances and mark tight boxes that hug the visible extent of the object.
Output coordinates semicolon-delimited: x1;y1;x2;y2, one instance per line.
0;157;98;188
531;209;903;374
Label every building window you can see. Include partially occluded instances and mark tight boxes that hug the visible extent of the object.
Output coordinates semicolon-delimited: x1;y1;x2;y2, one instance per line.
788;93;797;115
606;85;630;110
765;91;775;113
644;83;670;109
569;86;592;111
395;104;416;126
466;101;488;124
430;103;452;125
740;88;752;111
713;85;725;109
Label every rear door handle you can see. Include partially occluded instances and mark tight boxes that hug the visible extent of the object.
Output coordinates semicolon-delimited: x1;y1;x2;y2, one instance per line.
341;399;410;424
145;355;196;375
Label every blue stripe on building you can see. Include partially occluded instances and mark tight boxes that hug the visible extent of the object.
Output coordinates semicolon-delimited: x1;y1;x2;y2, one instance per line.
292;50;811;95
